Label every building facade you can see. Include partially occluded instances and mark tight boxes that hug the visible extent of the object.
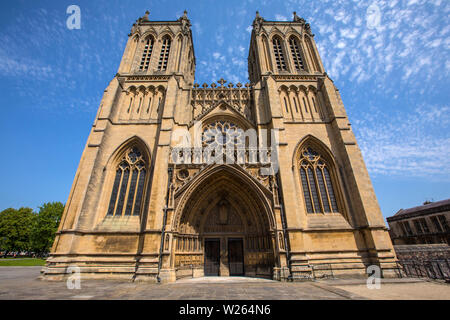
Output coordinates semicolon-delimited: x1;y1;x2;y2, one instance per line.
43;11;397;282
387;199;450;246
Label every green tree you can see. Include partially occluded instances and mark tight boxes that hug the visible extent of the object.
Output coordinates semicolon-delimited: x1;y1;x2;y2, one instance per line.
30;202;64;255
0;207;35;254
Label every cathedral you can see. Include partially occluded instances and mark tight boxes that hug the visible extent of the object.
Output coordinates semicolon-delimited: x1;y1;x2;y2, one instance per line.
43;11;397;282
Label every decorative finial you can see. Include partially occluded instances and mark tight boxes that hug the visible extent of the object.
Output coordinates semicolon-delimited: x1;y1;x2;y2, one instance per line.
217;78;227;87
184;10;188;17
142;11;150;22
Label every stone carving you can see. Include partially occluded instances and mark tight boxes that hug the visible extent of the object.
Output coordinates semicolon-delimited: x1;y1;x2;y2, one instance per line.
218;199;229;225
178;10;191;35
190;80;254;124
252;11;265;35
293;11;305;24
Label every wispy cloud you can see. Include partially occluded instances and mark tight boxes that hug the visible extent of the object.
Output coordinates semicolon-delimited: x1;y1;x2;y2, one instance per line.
354;104;450;180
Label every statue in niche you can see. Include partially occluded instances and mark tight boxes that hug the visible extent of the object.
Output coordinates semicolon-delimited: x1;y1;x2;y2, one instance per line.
218;199;229;225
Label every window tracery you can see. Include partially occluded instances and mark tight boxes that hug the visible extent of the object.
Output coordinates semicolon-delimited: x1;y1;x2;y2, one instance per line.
299;147;339;214
202;120;244;148
107;146;147;217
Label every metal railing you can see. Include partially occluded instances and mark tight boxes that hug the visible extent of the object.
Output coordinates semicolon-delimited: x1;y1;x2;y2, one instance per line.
397;259;450;281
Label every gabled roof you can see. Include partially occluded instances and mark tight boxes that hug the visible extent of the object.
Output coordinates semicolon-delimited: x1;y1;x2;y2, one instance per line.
387;198;450;222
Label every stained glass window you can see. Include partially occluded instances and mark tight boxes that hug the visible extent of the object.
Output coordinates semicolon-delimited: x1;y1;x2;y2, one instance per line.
299;147;340;214
300;168;313;213
106;146;147;217
316;167;331;212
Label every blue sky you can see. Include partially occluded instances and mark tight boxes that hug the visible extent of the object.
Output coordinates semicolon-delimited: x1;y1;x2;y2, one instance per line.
0;0;449;221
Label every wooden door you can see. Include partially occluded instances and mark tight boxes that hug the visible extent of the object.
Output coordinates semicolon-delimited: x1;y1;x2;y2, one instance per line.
228;238;244;276
204;239;220;276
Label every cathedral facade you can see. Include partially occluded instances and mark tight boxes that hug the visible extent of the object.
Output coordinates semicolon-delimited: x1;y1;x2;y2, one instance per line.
43;11;397;282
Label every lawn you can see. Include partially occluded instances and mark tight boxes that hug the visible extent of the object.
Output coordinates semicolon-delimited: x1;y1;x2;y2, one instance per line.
0;258;46;266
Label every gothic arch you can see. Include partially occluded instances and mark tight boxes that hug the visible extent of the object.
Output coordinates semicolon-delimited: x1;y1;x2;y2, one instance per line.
191;100;255;130
284;31;299;41
105;136;151;174
278;84;289;92
158;28;175;41
268;28;285;42
292;135;348;217
298;85;308;93
304;34;321;72
172;164;275;231
140;30;157;42
155;84;166;92
286;34;306;72
93;136;152;224
260;33;273;72
132;34;140;42
270;34;288;72
288;84;298;93
308;85;318;93
125;85;137;94
292;135;336;169
171;164;277;275
201;106;254;131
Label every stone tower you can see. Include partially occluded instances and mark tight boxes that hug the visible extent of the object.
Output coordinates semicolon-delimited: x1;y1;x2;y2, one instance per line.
43;11;397;282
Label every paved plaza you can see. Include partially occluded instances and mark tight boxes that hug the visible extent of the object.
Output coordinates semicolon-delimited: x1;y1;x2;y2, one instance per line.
0;267;449;300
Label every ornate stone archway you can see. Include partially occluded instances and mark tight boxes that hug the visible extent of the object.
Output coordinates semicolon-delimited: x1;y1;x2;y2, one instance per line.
170;165;278;278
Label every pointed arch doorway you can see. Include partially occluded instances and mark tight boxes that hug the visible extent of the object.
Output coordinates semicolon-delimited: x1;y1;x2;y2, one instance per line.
172;166;277;278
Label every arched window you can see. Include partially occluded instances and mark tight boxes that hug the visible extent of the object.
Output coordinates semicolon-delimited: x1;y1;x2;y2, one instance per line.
139;37;154;71
289;36;304;71
107;146;147;217
272;36;287;71
299;147;339;214
158;36;171;71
